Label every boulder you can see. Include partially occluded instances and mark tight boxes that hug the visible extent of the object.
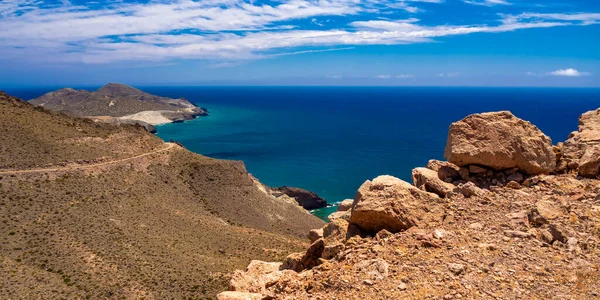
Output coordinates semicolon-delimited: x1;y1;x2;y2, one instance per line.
444;111;556;175
323;218;349;241
426;160;461;182
558;108;600;177
271;186;327;210
412;167;455;197
337;199;354;212
229;261;291;294
281;239;325;272
308;228;323;243
349;175;445;234
217;291;265;300
453;182;486;198
327;210;351;222
528;200;565;226
354;259;390;281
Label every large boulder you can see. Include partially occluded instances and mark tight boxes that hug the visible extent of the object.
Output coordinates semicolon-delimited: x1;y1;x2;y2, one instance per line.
412;167;455;197
337;199;354;212
444;111;555;175
271;186;327;210
349;175;446;235
561;108;600;177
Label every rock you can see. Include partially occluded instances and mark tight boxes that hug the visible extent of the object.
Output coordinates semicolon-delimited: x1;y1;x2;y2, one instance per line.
426;160;461;181
375;229;393;240
308;228;323;243
447;263;466;275
323;218;349;241
327;211;351;222
561;108;600;177
229;261;289;294
458;168;470;180
322;243;344;259
354;259;390;280
300;238;325;270
529;200;565;226
398;282;408;290
281;252;304;272
506;181;521;189
506;210;529;227
469;165;487;174
548;224;569;243
504;230;533;238
444;111;556;175
567;237;579;251
453;182;486;198
350;175;445;234
468;222;483;230
579;145;600;178
507;172;524;183
540;229;554;244
412;167;455;198
337;199;354;212
217;291;265;300
478;243;497;250
271;186;327;210
346;224;364;239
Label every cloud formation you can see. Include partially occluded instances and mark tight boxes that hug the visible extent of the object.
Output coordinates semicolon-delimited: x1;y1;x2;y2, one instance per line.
549;68;591;77
0;0;598;64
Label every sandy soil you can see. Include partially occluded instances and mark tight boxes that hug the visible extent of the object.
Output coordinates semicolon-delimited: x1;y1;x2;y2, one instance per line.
119;110;173;125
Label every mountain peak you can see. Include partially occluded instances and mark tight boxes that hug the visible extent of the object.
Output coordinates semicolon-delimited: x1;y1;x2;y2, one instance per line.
96;83;144;97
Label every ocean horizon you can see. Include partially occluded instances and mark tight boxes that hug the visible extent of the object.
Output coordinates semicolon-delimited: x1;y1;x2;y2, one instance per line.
7;86;600;220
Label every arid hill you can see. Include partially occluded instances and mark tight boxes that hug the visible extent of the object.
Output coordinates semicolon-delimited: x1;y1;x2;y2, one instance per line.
221;110;600;300
0;91;324;299
29;83;207;130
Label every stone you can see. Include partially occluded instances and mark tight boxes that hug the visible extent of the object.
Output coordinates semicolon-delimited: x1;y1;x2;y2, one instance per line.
469;165;487;174
270;186;327;210
346;224;364;239
230;261;289;294
548;224;569;243
337;199;354;212
504;230;533;238
301;238;325;270
412;167;455;198
507;172;524;183
354;259;390;280
506;181;521;189
529;200;565;226
560;108;600;177
323;218;349;241
308;228;323;243
478;243;497;250
447;263;466;275
453;182;486;198
469;222;484;230
217;291;265;300
444;111;556;175
426;160;461;181
579;145;600;178
322;243;345;260
281;252;304;272
327;211;351;222
540;229;554;244
398;282;408;290
350;175;446;234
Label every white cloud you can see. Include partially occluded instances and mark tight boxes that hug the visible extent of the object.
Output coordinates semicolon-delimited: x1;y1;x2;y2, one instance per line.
549;68;591;77
0;1;598;63
464;0;510;6
376;74;392;79
396;74;414;78
438;72;459;77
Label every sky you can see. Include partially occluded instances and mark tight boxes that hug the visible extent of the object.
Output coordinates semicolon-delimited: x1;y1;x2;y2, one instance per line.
0;0;599;87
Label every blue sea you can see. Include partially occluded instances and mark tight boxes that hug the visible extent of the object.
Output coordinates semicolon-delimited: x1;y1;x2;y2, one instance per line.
6;87;600;220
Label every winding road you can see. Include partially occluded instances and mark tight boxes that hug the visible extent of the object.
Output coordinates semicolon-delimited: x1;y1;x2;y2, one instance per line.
0;143;177;175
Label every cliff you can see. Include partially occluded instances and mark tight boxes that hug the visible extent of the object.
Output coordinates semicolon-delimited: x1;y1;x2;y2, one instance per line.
0;91;324;299
29;83;207;129
220;109;600;300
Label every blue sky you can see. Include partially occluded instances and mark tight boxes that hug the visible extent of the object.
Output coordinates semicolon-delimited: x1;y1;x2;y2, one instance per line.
0;0;599;86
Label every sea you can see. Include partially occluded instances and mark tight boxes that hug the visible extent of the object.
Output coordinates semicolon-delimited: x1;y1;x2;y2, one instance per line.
6;86;600;221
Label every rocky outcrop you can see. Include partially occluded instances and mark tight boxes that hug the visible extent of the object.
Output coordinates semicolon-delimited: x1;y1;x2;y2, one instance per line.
444;111;555;175
412;167;455;197
30;83;208;131
349;175;446;235
560;108;600;177
337;199;354;212
271;186;328;210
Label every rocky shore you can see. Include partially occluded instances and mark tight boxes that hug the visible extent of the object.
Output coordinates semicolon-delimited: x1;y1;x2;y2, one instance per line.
218;109;600;299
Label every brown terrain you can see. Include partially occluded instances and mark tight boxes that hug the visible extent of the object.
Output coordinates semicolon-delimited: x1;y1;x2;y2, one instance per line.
220;110;600;300
0;91;324;299
29;83;208;132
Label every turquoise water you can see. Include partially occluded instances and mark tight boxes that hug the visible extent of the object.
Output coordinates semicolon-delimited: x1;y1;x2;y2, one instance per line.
8;86;600;221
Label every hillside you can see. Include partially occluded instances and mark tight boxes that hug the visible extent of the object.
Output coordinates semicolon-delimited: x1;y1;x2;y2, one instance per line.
220;110;600;300
29;83;207;127
0;91;324;299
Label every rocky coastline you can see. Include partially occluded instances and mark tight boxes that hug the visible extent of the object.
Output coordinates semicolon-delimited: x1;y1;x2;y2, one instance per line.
218;109;600;299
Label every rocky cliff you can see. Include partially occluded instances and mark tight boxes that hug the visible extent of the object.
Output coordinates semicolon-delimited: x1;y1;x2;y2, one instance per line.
220;109;600;300
0;91;324;299
29;83;208;131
